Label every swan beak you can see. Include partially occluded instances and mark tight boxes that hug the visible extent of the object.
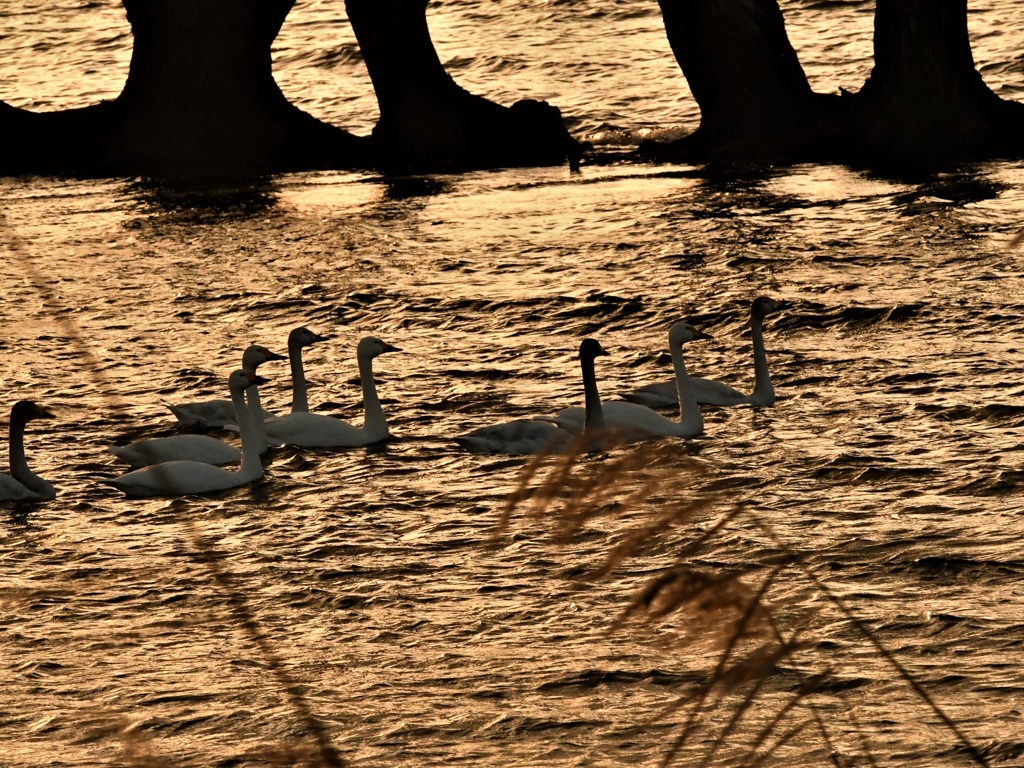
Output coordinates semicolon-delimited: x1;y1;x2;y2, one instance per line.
381;342;402;354
695;328;712;340
35;405;57;420
265;350;287;362
311;332;330;344
246;373;270;387
595;345;610;357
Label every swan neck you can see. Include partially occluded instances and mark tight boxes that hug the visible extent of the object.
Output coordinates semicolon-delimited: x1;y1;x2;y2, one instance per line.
671;342;702;431
359;353;388;437
581;355;603;434
750;315;774;400
8;414;30;480
247;383;269;454
8;415;50;497
233;385;262;480
289;340;309;413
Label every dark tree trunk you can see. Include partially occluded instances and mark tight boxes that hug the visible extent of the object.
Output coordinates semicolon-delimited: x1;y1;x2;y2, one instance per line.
850;0;1024;164
1;0;369;179
346;0;582;173
642;0;1024;169
642;0;843;163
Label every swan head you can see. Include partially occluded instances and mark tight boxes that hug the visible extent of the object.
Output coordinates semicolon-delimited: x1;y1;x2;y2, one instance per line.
289;326;330;349
10;400;55;425
668;322;707;347
579;338;609;361
357;337;401;359
751;296;782;318
228;369;268;393
241;344;286;371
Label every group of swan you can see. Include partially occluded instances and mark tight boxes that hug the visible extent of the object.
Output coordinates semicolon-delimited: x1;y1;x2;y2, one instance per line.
3;297;780;499
105;327;400;497
458;297;782;454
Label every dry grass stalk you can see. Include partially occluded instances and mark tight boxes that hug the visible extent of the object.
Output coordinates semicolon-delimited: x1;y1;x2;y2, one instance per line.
498;441;991;768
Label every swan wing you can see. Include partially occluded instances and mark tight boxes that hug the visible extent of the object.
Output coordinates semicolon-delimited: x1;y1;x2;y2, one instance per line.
104;460;246;497
165;399;237;427
624;380;678;408
109;435;241;468
456;419;571;455
627;376;748;407
263;412;375;448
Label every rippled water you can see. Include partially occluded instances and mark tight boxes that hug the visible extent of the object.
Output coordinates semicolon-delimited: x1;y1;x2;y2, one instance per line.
2;2;1024;767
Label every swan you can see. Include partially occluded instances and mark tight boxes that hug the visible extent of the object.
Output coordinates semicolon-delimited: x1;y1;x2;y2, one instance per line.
166;343;287;427
554;322;707;439
627;297;782;408
104;370;266;497
455;338;609;454
262;337;400;448
109;362;275;467
0;401;56;501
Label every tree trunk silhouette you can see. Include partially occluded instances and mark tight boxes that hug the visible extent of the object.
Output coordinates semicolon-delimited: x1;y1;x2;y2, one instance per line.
850;0;1024;165
345;0;582;173
642;0;842;163
1;0;369;178
642;0;1024;169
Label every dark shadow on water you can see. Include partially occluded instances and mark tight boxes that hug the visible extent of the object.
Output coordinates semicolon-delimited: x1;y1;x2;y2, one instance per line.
121;176;281;227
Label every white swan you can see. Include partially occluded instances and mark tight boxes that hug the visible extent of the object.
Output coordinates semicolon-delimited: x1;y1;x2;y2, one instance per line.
554;322;707;439
627;297;781;408
104;370;266;497
166;344;286;427
456;338;609;454
0;401;56;501
263;337;400;448
109;363;275;467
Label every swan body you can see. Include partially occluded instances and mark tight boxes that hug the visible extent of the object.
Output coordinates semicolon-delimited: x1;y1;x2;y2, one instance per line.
456;339;608;455
263;337;399;448
165;344;286;427
0;401;56;501
105;370;266;497
555;322;706;439
627;297;781;408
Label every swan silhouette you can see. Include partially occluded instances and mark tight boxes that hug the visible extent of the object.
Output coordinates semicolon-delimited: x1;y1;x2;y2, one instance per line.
166;343;287;427
104;370;266;497
456;338;609;454
554;322;707;439
263;337;400;448
628;297;781;408
0;401;56;501
109;351;280;467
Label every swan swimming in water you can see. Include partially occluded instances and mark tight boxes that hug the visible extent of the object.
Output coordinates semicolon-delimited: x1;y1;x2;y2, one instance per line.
165;343;288;427
0;401;56;501
104;370;266;497
263;337;400;448
627;297;782;408
554;322;707;439
109;351;279;467
455;338;609;454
